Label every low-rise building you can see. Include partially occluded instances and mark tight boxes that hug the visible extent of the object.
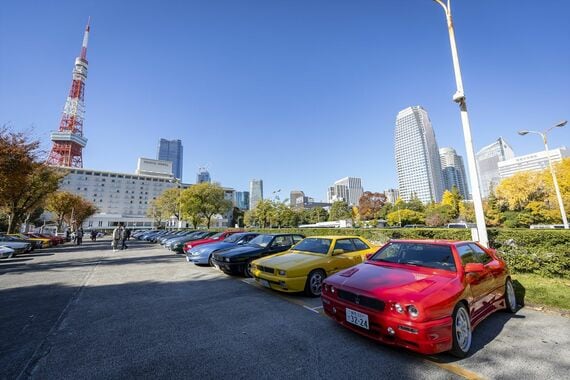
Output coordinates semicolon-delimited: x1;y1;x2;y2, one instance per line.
498;147;568;179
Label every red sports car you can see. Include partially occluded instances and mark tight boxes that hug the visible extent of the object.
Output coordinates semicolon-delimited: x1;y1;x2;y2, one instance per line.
182;230;243;253
321;239;517;357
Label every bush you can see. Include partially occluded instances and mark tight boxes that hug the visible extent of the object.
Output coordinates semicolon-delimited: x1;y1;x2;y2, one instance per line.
248;227;570;278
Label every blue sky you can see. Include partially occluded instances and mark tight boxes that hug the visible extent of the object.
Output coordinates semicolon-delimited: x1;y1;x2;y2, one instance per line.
1;0;569;202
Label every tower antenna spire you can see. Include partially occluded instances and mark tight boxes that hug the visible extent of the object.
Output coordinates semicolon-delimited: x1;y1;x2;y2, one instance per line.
46;20;91;168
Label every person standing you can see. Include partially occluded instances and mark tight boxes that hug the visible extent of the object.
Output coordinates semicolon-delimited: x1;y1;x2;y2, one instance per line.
76;228;84;246
91;230;97;242
121;228;129;250
112;224;124;252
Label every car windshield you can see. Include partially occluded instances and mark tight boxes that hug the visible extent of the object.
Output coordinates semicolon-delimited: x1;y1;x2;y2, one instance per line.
224;233;245;243
370;242;456;272
210;233;223;239
248;235;274;248
291;238;331;254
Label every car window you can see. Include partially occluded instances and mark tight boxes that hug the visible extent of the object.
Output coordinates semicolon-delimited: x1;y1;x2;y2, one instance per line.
333;239;356;253
371;242;456;272
292;235;304;244
351;238;369;251
292;238;332;254
457;244;478;265
272;235;293;247
468;244;493;265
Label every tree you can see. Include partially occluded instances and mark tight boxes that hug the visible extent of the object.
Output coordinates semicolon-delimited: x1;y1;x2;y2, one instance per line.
441;187;462;220
253;199;274;228
386;209;425;226
495;171;546;211
358;192;387;220
155;187;183;220
72;198;98;228
402;194;425;213
309;207;328;223
329;201;352;221
0;128;64;233
147;199;167;228
425;204;454;227
182;183;232;229
180;191;203;228
45;191;77;230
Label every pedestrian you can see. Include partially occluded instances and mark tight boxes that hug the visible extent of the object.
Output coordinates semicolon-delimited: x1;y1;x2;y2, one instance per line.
91;230;97;242
112;224;124;252
125;228;131;241
71;230;76;244
121;228;129;250
76;228;84;246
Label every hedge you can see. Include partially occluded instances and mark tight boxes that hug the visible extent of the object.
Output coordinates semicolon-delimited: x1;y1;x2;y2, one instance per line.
249;228;570;279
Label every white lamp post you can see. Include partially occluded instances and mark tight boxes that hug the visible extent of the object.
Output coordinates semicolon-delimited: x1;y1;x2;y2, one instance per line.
518;120;568;229
432;0;489;246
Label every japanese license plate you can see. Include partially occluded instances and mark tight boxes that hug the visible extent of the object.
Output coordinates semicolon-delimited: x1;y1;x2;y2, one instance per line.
346;308;369;330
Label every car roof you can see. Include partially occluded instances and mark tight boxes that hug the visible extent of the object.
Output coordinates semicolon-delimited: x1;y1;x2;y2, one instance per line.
388;239;470;246
302;236;364;240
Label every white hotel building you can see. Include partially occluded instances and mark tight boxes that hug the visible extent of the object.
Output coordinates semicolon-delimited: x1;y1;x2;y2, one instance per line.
56;158;235;229
498;147;568;179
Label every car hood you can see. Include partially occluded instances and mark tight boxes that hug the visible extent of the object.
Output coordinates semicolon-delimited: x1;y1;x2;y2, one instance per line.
186;237;219;247
326;262;456;301
254;251;327;270
194;242;237;254
217;245;261;258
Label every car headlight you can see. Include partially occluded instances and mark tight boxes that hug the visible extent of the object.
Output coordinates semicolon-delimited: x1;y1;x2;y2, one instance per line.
394;303;404;314
224;257;230;262
278;270;286;276
186;244;192;249
407;305;419;318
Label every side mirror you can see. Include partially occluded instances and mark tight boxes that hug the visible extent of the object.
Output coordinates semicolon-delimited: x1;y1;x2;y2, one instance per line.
464;263;485;273
333;248;345;255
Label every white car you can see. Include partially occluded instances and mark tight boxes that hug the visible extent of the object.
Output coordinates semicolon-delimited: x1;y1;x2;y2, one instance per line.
0;240;31;257
0;245;15;259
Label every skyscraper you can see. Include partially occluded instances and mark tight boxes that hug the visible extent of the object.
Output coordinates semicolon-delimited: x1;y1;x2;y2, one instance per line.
476;137;515;198
196;167;211;184
249;179;263;210
394;106;444;203
157;139;183;180
234;191;250;210
327;177;363;206
439;147;470;199
384;188;400;204
290;190;306;208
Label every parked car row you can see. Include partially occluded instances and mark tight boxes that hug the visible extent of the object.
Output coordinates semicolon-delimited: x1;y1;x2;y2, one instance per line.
136;228;517;358
0;231;66;258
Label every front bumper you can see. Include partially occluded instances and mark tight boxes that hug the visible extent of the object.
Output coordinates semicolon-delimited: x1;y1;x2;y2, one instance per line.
321;293;453;355
211;259;246;274
186;253;209;265
251;269;306;293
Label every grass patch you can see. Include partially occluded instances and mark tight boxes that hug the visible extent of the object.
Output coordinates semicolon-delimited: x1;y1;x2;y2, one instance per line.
512;273;570;311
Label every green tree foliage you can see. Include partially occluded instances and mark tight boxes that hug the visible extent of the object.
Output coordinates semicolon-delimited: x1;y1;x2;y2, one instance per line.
386;209;425;226
147;199;168;228
155;187;183;219
329;201;352;221
424;203;454;227
309;207;328;223
181;183;232;229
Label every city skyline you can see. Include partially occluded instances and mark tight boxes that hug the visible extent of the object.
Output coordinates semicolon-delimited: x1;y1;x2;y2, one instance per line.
1;1;569;200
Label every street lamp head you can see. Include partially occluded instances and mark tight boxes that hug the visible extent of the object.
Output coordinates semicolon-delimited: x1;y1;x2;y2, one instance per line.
555;120;567;128
518;130;529;136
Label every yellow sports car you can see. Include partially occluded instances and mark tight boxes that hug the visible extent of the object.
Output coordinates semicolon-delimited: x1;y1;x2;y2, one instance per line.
251;236;378;297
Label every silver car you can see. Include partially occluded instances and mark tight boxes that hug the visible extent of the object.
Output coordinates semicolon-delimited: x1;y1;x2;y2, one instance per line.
0;245;16;259
0;239;31;257
186;232;259;265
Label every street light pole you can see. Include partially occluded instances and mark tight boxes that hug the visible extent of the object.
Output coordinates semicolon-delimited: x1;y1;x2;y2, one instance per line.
518;121;569;229
433;0;489;246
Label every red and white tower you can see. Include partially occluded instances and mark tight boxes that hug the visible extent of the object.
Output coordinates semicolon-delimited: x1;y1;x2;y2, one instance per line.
46;19;91;167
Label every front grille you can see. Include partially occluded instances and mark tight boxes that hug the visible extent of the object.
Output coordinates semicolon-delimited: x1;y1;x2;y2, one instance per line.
338;289;385;311
258;265;274;274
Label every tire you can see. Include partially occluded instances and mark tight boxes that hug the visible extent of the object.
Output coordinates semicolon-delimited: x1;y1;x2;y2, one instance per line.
208;255;213;267
304;270;326;297
450;303;472;358
504;278;517;313
244;260;253;278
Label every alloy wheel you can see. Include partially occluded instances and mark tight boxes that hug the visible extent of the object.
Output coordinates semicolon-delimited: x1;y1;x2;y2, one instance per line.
455;306;472;354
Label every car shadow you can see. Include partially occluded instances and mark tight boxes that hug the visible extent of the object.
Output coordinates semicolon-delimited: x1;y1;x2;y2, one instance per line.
0;257;34;264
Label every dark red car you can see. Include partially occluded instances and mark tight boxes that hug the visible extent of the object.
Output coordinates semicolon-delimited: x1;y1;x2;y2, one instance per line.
321;239;517;357
182;230;243;253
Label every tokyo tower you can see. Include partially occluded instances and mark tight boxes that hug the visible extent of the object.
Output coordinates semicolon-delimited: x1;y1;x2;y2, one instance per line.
46;19;91;168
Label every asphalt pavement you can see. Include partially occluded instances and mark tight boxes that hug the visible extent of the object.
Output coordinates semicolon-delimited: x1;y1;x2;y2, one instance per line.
1;238;569;380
